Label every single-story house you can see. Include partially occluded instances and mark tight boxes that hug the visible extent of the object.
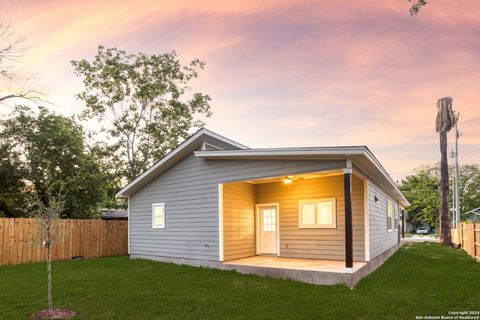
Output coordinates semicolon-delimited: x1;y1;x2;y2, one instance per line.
116;128;409;287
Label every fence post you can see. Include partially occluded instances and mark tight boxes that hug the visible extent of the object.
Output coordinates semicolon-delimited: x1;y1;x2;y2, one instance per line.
459;224;462;248
474;223;478;261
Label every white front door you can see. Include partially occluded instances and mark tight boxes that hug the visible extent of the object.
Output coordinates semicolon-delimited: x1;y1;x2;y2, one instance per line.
258;205;278;255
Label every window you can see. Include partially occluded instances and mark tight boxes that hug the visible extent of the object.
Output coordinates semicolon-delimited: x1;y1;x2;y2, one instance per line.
299;198;336;228
262;208;276;232
387;200;393;232
152;203;165;228
394;205;399;231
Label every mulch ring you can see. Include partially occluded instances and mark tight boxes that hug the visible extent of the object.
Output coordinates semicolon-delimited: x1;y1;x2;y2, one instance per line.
30;309;76;319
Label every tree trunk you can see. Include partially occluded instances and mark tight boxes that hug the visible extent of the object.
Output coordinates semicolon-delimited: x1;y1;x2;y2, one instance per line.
439;130;452;246
47;246;53;314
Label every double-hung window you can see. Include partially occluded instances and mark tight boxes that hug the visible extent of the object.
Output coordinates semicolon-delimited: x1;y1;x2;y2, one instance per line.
394;205;399;231
152;203;165;229
387;200;393;232
299;198;336;228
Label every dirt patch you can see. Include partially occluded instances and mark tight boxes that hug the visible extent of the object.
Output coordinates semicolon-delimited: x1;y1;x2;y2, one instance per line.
30;309;76;319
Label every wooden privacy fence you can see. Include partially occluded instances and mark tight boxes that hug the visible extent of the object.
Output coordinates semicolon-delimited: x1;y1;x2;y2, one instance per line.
0;218;128;266
452;223;480;262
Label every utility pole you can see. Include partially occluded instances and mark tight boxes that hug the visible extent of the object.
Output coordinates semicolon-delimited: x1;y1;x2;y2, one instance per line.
454;112;460;228
449;165;455;229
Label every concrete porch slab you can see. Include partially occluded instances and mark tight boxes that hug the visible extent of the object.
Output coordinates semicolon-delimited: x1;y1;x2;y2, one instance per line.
131;242;402;287
223;256;366;273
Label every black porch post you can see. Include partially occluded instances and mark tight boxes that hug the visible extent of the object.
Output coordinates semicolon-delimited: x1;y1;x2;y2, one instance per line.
401;209;405;239
343;168;353;269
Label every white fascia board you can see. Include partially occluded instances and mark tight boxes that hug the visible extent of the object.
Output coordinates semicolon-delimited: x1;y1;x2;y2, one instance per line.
194;146;366;158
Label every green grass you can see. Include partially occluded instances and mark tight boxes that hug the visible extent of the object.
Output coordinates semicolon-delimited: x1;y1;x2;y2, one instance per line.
1;243;479;319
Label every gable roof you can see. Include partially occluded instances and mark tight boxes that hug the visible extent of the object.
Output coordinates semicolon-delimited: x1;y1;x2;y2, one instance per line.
115;128;248;198
116;128;409;207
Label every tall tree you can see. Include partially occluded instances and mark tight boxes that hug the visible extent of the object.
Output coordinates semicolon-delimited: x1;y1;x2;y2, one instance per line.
0;106;114;218
436;97;455;246
71;46;212;181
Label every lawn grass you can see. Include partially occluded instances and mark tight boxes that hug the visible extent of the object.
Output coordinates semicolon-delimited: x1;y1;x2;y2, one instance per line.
1;242;479;319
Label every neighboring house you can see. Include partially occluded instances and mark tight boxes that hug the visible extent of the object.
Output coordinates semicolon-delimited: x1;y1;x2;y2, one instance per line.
117;128;409;287
101;209;128;220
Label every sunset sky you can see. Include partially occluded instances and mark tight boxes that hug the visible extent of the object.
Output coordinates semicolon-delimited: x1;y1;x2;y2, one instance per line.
1;0;479;180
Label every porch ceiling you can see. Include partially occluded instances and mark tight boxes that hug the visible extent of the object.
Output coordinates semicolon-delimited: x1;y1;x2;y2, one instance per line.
242;169;344;185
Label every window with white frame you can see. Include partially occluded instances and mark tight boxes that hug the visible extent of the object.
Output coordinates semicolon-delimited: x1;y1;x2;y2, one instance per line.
262;208;276;232
394;205;399;231
152;203;165;228
387;200;393;232
299;198;336;228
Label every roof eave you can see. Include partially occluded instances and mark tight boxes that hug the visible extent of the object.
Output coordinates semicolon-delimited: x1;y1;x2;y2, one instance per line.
195;147;410;207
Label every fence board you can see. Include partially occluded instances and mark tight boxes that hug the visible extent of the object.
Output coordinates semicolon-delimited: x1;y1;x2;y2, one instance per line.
453;223;480;263
0;218;128;266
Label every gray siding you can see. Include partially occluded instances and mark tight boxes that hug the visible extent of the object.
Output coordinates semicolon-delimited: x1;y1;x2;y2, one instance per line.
368;180;400;259
255;175;365;261
130;150;345;261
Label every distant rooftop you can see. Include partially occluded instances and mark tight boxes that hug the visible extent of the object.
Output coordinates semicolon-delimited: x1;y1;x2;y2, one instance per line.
101;210;128;220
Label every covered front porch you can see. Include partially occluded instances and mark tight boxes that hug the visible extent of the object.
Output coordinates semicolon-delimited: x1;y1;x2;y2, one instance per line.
218;166;369;285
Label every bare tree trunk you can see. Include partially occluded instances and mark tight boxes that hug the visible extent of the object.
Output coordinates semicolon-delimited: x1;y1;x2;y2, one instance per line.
47;246;53;314
439;130;452;246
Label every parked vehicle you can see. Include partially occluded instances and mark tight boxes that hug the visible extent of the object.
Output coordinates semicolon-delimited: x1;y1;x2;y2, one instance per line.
416;227;428;235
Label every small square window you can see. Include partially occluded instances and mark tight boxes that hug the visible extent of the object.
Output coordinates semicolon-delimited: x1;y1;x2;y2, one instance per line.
152;203;165;229
299;198;336;228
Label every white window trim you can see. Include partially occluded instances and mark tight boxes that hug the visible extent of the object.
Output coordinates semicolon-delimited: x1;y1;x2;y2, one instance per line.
255;203;280;256
152;202;166;229
394;204;399;231
218;184;224;262
298;198;337;229
387;199;393;232
364;179;370;261
127;196;131;254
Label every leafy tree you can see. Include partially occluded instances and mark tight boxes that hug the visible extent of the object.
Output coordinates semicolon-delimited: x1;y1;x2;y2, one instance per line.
400;166;440;229
458;164;480;217
0;144;26;216
400;164;480;229
0;106;115;218
71;46;212;181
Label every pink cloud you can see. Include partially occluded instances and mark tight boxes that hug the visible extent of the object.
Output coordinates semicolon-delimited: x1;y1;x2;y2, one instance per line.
0;0;479;180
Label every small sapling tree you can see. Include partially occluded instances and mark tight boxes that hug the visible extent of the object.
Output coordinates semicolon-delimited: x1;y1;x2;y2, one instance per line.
31;189;75;319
